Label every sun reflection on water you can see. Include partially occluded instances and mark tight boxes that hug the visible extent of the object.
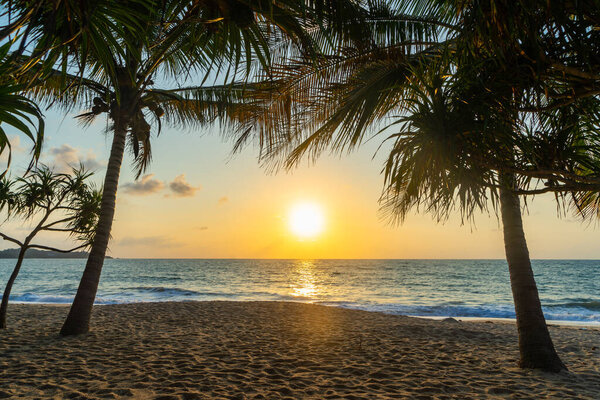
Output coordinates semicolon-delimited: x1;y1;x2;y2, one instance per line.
290;260;320;299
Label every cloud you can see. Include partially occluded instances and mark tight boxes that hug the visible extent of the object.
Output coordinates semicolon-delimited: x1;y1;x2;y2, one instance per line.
7;135;24;152
195;226;209;231
168;174;200;197
48;144;105;173
118;236;183;247
0;135;25;168
121;174;165;195
218;196;229;206
122;174;199;197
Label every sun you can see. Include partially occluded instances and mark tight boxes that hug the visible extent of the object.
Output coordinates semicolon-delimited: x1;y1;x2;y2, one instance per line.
289;203;325;239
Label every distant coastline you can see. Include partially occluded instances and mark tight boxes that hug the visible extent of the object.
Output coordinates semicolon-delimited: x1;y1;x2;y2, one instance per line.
0;248;112;259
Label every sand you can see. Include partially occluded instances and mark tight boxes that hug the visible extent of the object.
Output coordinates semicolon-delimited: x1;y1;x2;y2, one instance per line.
1;302;599;399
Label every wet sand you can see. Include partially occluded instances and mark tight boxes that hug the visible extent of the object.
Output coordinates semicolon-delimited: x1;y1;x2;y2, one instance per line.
1;302;599;399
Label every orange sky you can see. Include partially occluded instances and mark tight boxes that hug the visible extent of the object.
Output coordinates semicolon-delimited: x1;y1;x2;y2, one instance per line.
1;111;599;259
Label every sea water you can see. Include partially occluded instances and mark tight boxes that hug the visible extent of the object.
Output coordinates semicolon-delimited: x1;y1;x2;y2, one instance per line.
0;259;598;324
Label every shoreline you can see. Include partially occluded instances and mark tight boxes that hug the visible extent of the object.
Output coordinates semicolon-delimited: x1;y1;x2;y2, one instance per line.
2;301;600;399
418;315;600;328
10;299;600;328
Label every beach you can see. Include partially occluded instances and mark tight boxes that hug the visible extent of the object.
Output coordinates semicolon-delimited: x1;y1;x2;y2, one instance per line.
1;302;599;399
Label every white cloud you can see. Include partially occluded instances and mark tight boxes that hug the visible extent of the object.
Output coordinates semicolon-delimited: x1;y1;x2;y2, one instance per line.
0;135;25;169
168;174;200;197
47;144;105;173
121;174;165;195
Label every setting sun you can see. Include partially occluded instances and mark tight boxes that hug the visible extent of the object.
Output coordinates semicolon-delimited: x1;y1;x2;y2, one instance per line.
289;203;325;239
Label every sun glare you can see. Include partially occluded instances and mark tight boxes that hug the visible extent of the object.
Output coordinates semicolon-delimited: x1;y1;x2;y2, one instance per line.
289;203;325;239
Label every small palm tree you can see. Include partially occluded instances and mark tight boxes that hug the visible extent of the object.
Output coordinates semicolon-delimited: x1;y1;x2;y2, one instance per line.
0;165;101;329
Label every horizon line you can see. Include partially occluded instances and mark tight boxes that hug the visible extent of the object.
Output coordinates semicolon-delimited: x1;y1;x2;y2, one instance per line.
103;257;600;261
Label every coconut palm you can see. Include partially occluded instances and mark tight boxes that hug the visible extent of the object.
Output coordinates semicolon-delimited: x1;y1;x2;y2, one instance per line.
0;0;152;175
236;0;600;372
25;0;364;336
376;73;579;372
0;0;151;80
0;165;101;329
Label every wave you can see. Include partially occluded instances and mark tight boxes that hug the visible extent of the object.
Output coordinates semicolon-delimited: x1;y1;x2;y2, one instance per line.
119;287;317;302
124;286;206;296
9;293;117;305
5;288;600;324
316;301;600;323
551;300;600;311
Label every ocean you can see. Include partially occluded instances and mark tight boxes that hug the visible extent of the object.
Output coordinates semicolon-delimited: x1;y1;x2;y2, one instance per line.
1;259;598;324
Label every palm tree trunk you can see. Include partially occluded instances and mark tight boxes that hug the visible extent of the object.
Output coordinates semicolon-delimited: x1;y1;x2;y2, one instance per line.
499;174;565;372
0;246;27;329
60;118;128;336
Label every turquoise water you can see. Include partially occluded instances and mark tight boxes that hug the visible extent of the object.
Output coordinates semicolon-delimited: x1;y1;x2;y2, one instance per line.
0;259;598;324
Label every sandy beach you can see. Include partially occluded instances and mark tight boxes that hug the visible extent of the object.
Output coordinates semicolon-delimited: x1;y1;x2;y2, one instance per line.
1;302;599;399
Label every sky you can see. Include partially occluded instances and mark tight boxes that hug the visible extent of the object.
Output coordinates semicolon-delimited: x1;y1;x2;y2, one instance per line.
1;107;600;259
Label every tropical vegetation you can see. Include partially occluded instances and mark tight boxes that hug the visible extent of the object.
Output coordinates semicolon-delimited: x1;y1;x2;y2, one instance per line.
0;165;101;328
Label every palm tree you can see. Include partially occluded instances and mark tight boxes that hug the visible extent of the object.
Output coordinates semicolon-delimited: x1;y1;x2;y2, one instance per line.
236;0;600;372
0;0;154;175
0;165;101;328
27;0;361;336
375;74;571;372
